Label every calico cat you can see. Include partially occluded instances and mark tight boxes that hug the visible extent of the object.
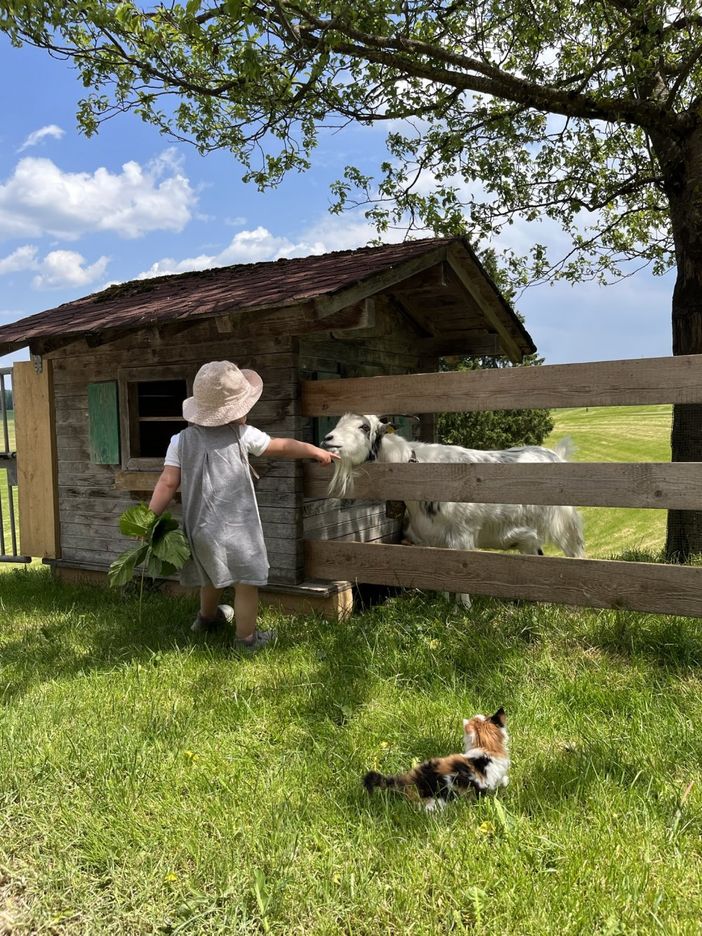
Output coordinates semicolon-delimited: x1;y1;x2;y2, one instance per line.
363;708;510;811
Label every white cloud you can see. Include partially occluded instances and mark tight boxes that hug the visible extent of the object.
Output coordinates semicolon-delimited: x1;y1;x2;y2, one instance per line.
135;214;393;280
136;225;323;278
0;243;108;289
0;148;197;241
0;245;38;275
18;124;65;152
32;250;109;290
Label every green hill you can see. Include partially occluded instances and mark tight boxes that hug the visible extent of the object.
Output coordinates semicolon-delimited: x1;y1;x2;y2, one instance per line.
547;405;671;558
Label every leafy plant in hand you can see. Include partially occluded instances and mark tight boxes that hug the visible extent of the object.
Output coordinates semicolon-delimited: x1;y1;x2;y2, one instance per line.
109;504;190;621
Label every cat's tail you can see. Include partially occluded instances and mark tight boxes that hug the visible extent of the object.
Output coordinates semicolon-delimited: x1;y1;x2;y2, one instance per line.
363;769;414;794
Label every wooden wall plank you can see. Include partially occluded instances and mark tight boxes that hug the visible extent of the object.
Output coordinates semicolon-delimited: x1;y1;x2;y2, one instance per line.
14;360;60;558
304;461;702;510
305;540;702;617
301;354;702;416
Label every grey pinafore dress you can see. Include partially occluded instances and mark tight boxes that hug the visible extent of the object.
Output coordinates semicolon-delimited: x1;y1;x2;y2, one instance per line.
178;424;269;588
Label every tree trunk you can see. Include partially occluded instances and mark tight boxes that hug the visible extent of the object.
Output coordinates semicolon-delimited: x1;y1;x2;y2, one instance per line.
658;128;702;560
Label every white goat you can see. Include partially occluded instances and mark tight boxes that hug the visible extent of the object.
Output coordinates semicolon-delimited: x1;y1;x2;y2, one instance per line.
322;414;585;606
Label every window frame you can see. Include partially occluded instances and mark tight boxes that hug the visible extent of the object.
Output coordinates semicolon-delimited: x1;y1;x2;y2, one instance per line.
118;364;196;470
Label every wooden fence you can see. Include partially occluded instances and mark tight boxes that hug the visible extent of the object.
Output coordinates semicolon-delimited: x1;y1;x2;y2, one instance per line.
301;353;702;618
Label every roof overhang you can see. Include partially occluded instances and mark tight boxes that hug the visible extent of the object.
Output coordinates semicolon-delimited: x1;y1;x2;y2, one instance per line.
0;237;535;362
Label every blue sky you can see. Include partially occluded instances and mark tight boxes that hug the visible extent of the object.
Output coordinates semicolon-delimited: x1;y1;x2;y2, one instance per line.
0;36;676;371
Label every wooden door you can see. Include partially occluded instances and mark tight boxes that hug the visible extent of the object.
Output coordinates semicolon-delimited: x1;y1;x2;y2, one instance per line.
13;360;60;558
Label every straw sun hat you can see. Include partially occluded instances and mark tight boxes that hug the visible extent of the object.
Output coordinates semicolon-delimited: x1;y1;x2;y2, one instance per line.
182;361;263;426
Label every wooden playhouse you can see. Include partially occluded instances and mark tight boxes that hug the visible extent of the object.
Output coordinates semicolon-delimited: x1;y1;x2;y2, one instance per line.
0;237;535;617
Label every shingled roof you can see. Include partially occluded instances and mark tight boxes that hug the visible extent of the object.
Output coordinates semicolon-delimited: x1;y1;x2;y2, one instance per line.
0;236;535;359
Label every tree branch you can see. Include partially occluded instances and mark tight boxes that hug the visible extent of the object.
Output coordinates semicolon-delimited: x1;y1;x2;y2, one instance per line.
278;5;689;132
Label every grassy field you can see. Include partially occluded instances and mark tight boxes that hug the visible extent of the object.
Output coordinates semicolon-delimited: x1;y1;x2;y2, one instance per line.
1;410;20;557
547;405;672;558
1;409;25;563
1;570;701;934
2;408;15;451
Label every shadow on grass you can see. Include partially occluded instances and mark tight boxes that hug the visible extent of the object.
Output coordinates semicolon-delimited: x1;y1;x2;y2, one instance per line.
0;571;543;735
4;567;700;723
0;568;241;703
585;611;702;671
512;741;649;816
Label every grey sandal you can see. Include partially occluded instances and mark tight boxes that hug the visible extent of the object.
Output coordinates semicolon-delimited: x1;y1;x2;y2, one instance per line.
233;629;277;651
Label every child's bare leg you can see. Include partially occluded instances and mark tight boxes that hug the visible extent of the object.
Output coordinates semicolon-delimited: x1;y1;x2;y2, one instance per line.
200;584;224;619
234;584;259;641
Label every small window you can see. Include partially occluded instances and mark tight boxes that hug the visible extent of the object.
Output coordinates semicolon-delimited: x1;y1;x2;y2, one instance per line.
132;380;188;458
119;366;194;468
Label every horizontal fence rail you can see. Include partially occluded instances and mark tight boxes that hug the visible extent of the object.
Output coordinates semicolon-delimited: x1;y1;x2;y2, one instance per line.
306;541;702;618
300;355;702;618
302;353;702;416
305;461;702;510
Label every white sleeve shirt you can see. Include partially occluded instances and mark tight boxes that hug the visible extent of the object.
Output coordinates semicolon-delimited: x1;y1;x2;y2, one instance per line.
163;424;272;468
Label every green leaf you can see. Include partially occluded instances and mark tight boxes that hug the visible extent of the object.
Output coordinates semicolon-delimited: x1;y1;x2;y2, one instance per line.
112;505;190;588
108;543;149;587
151;528;191;568
119;503;158;538
153;514;179;539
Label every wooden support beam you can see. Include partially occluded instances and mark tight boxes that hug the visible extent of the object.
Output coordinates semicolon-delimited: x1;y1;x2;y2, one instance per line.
302;354;702;417
305;461;702;510
305;540;702;617
115;470;162;492
314;246;448;319
446;244;525;363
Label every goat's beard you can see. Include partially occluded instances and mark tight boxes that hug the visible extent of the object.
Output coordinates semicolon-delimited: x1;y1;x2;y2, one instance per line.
328;455;360;497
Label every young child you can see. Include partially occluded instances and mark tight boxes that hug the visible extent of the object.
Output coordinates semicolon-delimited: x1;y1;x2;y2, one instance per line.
148;360;339;649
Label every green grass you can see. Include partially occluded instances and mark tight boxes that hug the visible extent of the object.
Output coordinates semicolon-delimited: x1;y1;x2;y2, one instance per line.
1;411;19;559
547;406;672;558
1;411;24;563
1;570;701;934
3;408;16;452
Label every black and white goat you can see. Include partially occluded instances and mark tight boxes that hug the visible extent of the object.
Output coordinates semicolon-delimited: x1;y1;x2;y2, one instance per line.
322;414;585;605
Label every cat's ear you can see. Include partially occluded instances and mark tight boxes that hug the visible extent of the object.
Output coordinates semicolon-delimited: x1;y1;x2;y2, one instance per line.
489;707;506;727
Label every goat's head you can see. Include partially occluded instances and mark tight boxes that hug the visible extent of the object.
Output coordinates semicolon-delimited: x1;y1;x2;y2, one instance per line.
322;413;395;496
321;413;395;466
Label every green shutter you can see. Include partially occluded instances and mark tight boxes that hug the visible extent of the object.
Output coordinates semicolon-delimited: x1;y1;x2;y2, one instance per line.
88;381;120;464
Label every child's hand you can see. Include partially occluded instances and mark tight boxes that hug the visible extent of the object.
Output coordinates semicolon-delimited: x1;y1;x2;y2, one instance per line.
314;447;341;465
